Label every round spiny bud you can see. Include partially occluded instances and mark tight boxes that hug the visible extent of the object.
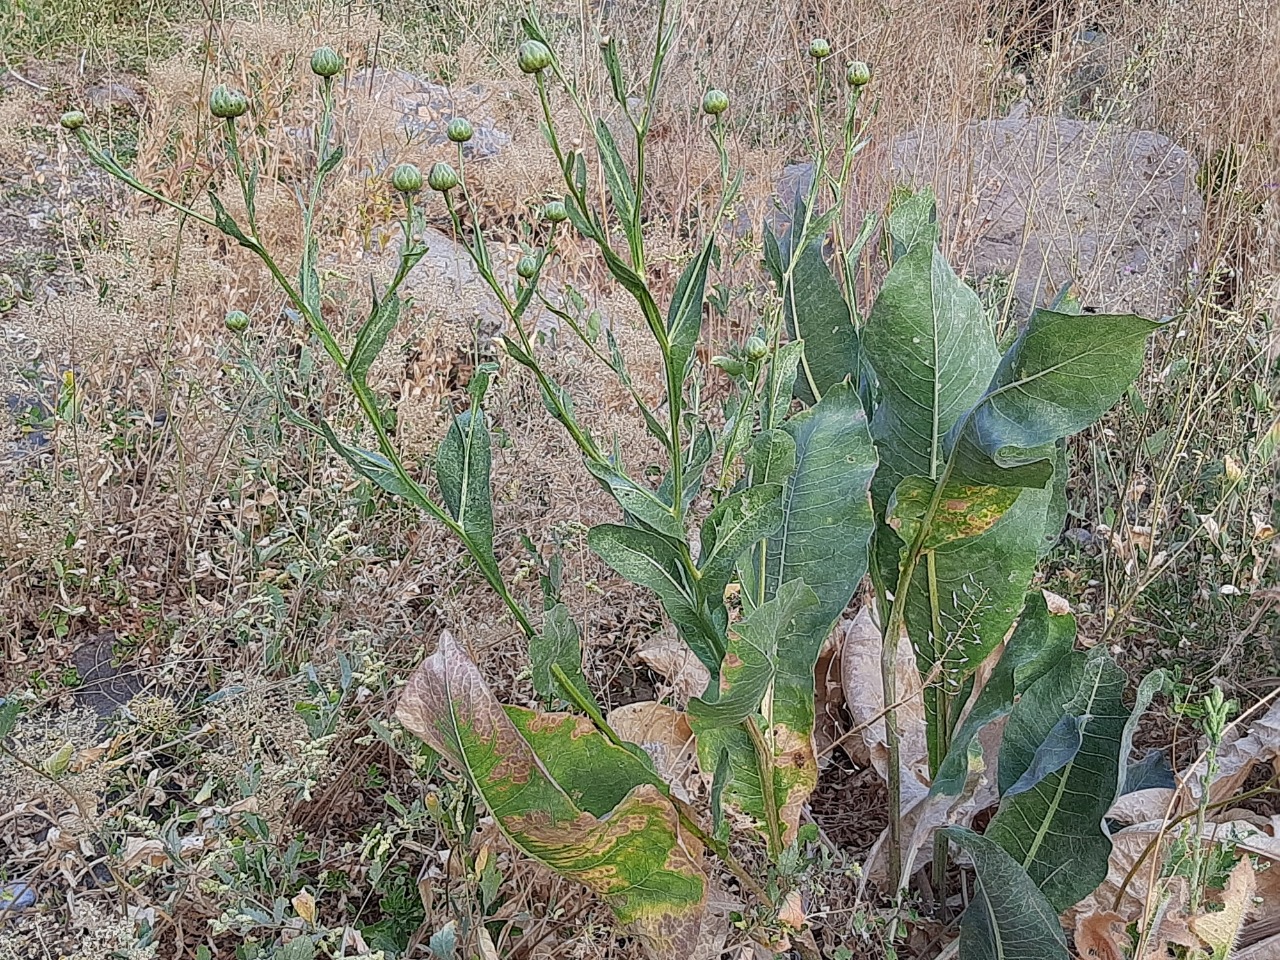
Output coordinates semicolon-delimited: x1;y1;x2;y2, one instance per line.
517;254;539;279
224;309;250;333
809;38;832;60
59;110;86;131
391;163;423;193
543;199;569;223
209;84;249;120
745;335;768;361
846;61;872;87
702;88;729;116
310;46;344;78
446;117;474;143
517;39;553;74
427;161;459;192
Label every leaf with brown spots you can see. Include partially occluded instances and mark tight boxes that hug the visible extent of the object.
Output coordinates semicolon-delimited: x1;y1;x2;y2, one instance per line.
396;633;707;957
887;475;1020;549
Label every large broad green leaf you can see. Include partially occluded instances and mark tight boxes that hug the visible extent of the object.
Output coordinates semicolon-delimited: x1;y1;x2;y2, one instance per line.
943;827;1069;960
1039;440;1070;558
690;581;827;856
764;197;859;404
984;645;1129;911
862;236;1015;767
1115;668;1167;799
931;591;1076;797
885;186;940;263
864;239;1000;503
396;633;706;956
588;524;725;676
948;309;1168;488
903;485;1050;769
742;382;877;631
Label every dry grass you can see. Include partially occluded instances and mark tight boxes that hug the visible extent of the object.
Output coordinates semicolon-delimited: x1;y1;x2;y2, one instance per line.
0;0;1276;957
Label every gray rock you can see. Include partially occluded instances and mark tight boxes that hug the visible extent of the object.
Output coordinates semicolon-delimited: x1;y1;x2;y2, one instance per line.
84;79;144;114
890;117;1202;318
347;68;511;162
766;117;1201;319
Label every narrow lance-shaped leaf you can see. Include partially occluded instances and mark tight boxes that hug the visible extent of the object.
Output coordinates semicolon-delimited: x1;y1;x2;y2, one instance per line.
984;645;1129;911
588;524;724;678
943;827;1069;960
349;288;402;386
743;382;877;631
396;633;707;957
436;386;498;578
667;237;716;380
690;581;827;855
764;197;859;404
595;118;636;228
586;461;684;540
931;591;1076;798
529;603;601;715
697;483;786;605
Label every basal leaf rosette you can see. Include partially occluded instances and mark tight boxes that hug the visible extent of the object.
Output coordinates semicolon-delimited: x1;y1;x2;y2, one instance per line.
397;633;707;956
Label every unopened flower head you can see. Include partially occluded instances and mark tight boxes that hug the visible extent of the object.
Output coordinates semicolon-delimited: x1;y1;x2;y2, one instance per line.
310;46;344;78
447;117;474;143
702;89;729;116
428;161;459;192
846;61;872;87
809;38;832;60
518;40;553;74
209;84;249;120
60;111;87;131
543;200;569;223
391;163;423;193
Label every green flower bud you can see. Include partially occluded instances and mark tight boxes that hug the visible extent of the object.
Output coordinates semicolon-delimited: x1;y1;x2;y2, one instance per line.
446;117;474;143
225;309;250;333
59;110;86;131
310;46;344;78
517;255;539;279
517;39;553;74
745;335;768;361
391;163;423;193
427;161;459;192
209;84;249;120
543;199;569;223
809;38;832;59
702;88;729;116
846;61;872;87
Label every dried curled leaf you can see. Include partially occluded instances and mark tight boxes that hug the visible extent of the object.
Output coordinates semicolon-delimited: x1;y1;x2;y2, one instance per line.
396;632;707;956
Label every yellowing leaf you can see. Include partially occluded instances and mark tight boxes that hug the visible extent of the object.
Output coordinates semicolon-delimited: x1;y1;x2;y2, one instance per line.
292;890;317;925
396;632;707;957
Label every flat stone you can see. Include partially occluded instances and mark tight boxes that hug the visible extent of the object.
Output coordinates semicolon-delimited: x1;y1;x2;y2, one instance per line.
345;68;511;162
767;117;1202;318
890;116;1201;317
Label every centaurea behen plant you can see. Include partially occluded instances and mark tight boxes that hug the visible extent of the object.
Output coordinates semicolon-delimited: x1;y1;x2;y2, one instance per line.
66;5;1168;956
